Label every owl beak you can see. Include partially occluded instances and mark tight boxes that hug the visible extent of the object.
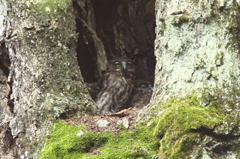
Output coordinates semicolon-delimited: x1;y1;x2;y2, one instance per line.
122;62;127;72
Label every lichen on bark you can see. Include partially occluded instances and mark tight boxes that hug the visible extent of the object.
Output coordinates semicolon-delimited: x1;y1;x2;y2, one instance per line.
147;0;240;158
1;0;97;158
3;0;240;158
152;0;240;102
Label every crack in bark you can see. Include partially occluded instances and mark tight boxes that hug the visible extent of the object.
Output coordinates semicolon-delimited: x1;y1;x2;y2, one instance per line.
191;127;240;140
0;42;17;158
0;43;10;76
191;127;240;155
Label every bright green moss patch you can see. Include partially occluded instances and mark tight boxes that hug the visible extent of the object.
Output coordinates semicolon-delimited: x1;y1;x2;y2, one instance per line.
40;94;233;159
152;95;225;158
39;120;110;159
39;120;159;159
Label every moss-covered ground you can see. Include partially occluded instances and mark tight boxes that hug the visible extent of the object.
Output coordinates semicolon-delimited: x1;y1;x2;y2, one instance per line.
40;94;229;159
39;120;159;159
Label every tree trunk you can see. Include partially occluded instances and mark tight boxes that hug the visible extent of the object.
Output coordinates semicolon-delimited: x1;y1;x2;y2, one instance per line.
147;0;240;158
0;0;96;158
153;0;240;102
4;0;240;158
1;0;156;158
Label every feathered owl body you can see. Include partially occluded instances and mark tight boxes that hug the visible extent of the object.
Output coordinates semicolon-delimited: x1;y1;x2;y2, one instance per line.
96;57;135;113
129;80;153;108
96;72;134;113
85;82;101;101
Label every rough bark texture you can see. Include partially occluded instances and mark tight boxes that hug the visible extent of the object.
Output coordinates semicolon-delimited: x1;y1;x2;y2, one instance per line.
153;0;240;102
1;0;156;158
0;0;97;158
148;0;240;158
2;0;240;158
74;0;107;80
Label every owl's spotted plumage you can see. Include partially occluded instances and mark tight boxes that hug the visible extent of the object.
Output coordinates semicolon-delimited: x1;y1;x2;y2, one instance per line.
96;57;135;113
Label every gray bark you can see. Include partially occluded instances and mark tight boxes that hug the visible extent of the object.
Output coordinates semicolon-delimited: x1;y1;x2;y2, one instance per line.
153;0;240;102
5;0;239;158
147;0;240;158
0;0;96;158
1;0;156;158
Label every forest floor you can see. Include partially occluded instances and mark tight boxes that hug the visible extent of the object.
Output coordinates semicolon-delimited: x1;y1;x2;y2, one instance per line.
65;107;142;134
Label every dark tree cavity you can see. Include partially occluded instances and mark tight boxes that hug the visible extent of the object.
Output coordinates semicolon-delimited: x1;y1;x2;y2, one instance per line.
73;0;156;84
0;42;14;158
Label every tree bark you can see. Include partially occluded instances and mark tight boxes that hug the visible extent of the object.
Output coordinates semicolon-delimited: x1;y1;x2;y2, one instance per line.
147;0;240;158
1;0;156;158
5;0;240;158
153;0;240;102
0;0;96;158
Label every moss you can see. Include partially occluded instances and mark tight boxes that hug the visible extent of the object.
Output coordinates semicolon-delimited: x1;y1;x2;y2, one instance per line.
40;92;238;158
39;120;159;159
171;15;190;27
159;18;165;22
39;120;110;159
152;94;225;158
31;0;71;14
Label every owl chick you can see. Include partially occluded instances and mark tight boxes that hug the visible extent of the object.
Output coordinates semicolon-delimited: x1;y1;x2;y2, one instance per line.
129;80;153;108
95;57;135;113
85;82;101;101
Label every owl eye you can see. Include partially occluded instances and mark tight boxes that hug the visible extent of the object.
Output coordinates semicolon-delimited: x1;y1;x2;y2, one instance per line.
127;63;132;68
115;62;121;67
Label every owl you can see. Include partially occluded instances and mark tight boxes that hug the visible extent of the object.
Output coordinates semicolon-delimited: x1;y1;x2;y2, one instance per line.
129;80;153;108
85;71;106;101
85;82;101;101
95;57;135;113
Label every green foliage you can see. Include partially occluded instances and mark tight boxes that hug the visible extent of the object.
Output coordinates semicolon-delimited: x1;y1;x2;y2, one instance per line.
39;120;159;159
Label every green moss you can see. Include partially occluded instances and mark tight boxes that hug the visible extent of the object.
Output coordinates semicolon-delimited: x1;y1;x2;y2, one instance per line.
40;92;237;159
152;94;225;158
171;15;190;26
39;120;110;159
39;120;159;159
31;0;71;14
159;18;165;22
